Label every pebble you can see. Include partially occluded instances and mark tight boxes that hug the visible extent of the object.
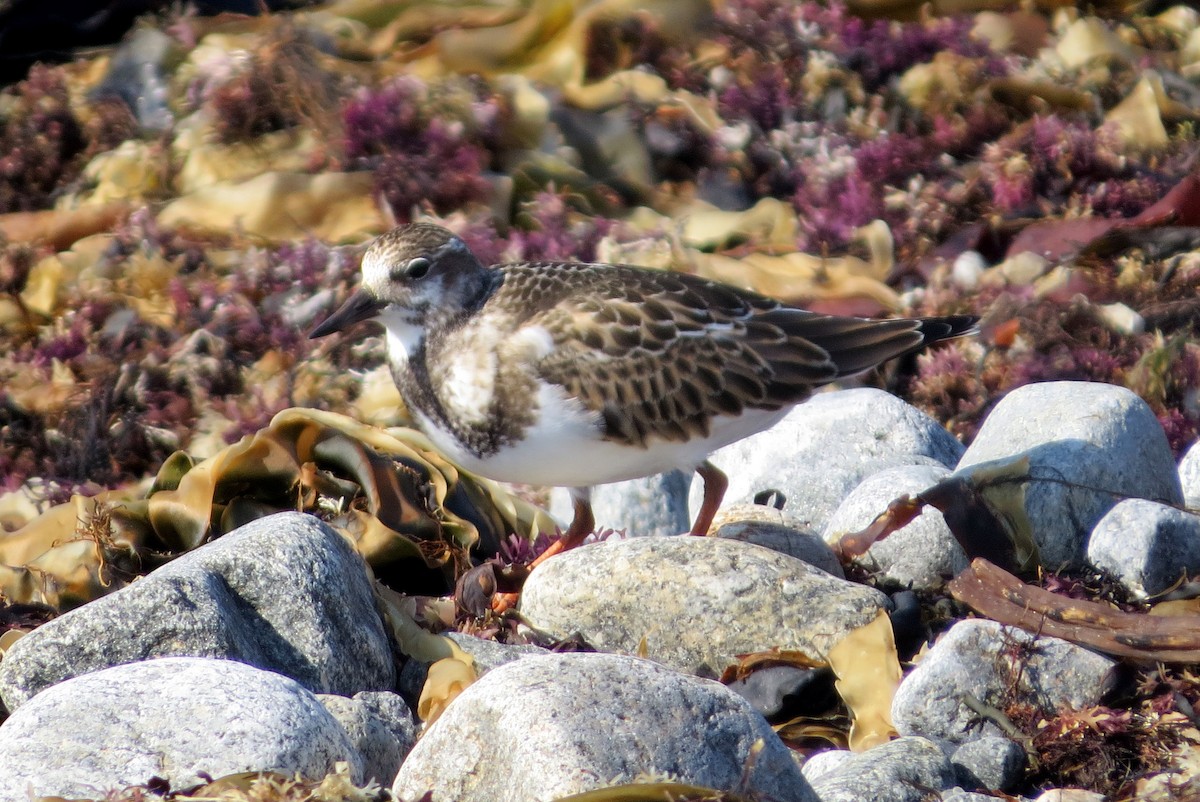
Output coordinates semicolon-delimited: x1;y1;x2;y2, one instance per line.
951;735;1026;792
822;463;967;589
942;791;1000;802
1087;499;1200;598
2;379;1189;800
0;657;363;799
713;503;844;576
800;749;854;782
518;535;889;677
1179;440;1200;508
891;619;1118;747
392;652;818;802
0;512;394;711
804;736;957;802
955;381;1183;567
1031;790;1107;802
317;691;417;786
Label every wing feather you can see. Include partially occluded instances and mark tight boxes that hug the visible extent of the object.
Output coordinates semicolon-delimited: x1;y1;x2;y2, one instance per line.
494;261;968;448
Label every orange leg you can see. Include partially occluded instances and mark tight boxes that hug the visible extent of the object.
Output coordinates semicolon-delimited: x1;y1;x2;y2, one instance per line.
491;488;594;614
690;460;728;536
527;488;594;571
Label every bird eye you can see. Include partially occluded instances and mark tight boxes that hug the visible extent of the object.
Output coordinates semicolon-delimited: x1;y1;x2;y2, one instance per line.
406;257;431;279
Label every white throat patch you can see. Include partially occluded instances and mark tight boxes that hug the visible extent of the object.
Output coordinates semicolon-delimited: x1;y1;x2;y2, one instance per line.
379;306;424;368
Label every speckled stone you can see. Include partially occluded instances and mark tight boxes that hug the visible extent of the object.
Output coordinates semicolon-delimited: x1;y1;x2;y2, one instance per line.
805;737;957;802
713;503;843;576
549;470;692;537
0;512;394;711
822;463;966;589
392;652;818;802
1178;441;1200;509
1087;499;1200;598
318;691;416;786
951;735;1025;792
519;535;889;677
0;657;362;799
892;619;1119;747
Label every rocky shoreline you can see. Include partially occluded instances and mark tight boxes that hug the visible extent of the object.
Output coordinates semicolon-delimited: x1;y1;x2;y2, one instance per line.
1;381;1197;800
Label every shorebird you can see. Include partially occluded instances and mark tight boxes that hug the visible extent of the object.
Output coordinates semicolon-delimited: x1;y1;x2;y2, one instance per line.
310;222;975;552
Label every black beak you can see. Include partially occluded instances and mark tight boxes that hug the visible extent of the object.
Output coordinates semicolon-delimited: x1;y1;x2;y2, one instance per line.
309;289;384;338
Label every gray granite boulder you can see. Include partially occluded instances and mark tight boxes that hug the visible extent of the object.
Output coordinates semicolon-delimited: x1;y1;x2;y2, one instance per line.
800;749;854;782
318;691;416;786
822;463;967;589
1087;499;1200;598
0;657;363;799
956;381;1183;568
805;736;957;802
550;470;692;537
892;619;1118;747
397;631;549;703
693;388;965;533
0;512;394;711
392;652;818;802
519;535;889;676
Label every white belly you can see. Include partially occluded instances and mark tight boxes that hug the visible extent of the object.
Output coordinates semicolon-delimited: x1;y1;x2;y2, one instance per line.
416;381;790;488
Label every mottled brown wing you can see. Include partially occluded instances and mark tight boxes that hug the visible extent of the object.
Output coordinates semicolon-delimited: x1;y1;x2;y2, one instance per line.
500;261;965;448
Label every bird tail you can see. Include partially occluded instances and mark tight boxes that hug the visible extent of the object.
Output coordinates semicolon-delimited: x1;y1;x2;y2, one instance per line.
802;313;979;378
914;314;979;346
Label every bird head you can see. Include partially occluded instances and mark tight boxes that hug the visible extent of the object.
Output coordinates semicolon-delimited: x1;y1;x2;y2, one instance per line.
309;223;490;339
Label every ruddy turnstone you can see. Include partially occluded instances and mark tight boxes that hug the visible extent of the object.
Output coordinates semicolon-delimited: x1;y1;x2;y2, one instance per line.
310;222;975;549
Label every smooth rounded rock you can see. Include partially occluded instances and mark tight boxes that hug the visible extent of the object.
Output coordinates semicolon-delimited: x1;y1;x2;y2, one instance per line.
0;657;363;799
691;388;964;533
822;464;966;589
1032;790;1106;802
892;620;1118;746
713;505;844;577
1087;499;1200;598
519;535;889;676
805;736;957;802
951;735;1025;792
0;512;394;711
397;632;549;704
1179;441;1200;509
801;749;854;782
956;381;1183;567
550;470;692;537
391;652;818;802
942;791;999;802
318;691;416;786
